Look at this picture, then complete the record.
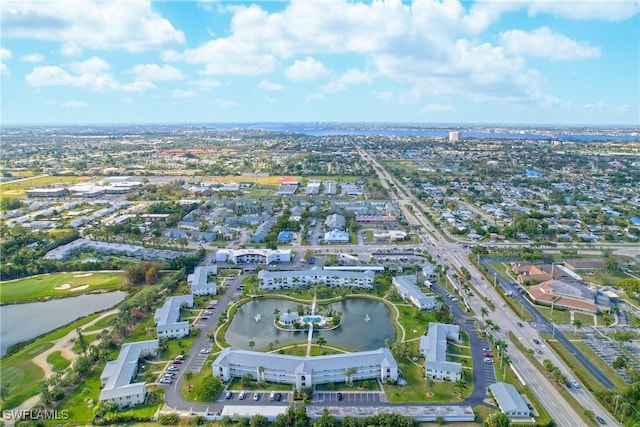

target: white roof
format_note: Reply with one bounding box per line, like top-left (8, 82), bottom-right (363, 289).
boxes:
top-left (154, 295), bottom-right (193, 329)
top-left (489, 382), bottom-right (530, 414)
top-left (99, 340), bottom-right (157, 401)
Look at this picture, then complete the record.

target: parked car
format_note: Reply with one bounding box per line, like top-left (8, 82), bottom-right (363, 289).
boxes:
top-left (225, 391), bottom-right (232, 400)
top-left (337, 392), bottom-right (343, 401)
top-left (253, 393), bottom-right (259, 401)
top-left (175, 354), bottom-right (185, 360)
top-left (484, 357), bottom-right (494, 363)
top-left (168, 366), bottom-right (179, 371)
top-left (484, 352), bottom-right (493, 358)
top-left (172, 360), bottom-right (182, 364)
top-left (269, 392), bottom-right (275, 401)
top-left (160, 379), bottom-right (172, 384)
top-left (239, 392), bottom-right (246, 400)
top-left (275, 392), bottom-right (282, 401)
top-left (204, 310), bottom-right (212, 315)
top-left (200, 348), bottom-right (210, 354)
top-left (199, 316), bottom-right (209, 321)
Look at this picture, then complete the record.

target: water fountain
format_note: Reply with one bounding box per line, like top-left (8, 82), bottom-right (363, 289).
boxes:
top-left (254, 313), bottom-right (261, 322)
top-left (364, 313), bottom-right (370, 322)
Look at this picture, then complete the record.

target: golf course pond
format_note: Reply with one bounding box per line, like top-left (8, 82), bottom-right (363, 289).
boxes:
top-left (0, 291), bottom-right (128, 355)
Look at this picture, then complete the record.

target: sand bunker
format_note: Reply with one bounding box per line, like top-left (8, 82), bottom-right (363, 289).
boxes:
top-left (71, 285), bottom-right (90, 291)
top-left (73, 273), bottom-right (93, 278)
top-left (54, 283), bottom-right (72, 290)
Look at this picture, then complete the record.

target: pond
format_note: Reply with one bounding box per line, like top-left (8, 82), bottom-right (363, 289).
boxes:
top-left (0, 291), bottom-right (128, 355)
top-left (225, 298), bottom-right (395, 352)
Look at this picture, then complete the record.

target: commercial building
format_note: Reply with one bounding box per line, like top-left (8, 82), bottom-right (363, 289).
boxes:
top-left (187, 265), bottom-right (218, 296)
top-left (99, 340), bottom-right (158, 408)
top-left (215, 248), bottom-right (292, 265)
top-left (25, 188), bottom-right (68, 198)
top-left (488, 382), bottom-right (531, 419)
top-left (419, 323), bottom-right (461, 381)
top-left (392, 275), bottom-right (437, 310)
top-left (212, 347), bottom-right (398, 389)
top-left (323, 230), bottom-right (350, 243)
top-left (258, 268), bottom-right (374, 290)
top-left (154, 295), bottom-right (193, 339)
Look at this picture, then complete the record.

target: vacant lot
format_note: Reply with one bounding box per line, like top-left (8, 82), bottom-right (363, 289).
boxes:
top-left (0, 272), bottom-right (124, 304)
top-left (213, 175), bottom-right (301, 186)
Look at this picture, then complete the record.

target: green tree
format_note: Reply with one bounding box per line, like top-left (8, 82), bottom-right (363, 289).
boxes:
top-left (249, 340), bottom-right (255, 350)
top-left (192, 375), bottom-right (223, 401)
top-left (484, 412), bottom-right (511, 427)
top-left (345, 367), bottom-right (357, 385)
top-left (316, 335), bottom-right (327, 348)
top-left (572, 318), bottom-right (583, 335)
top-left (426, 376), bottom-right (435, 397)
top-left (454, 379), bottom-right (468, 398)
top-left (250, 414), bottom-right (269, 427)
top-left (612, 356), bottom-right (628, 370)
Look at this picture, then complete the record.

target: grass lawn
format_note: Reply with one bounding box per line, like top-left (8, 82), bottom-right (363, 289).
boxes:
top-left (0, 271), bottom-right (124, 304)
top-left (46, 351), bottom-right (71, 372)
top-left (574, 312), bottom-right (596, 327)
top-left (396, 304), bottom-right (432, 340)
top-left (214, 175), bottom-right (302, 185)
top-left (84, 313), bottom-right (118, 332)
top-left (536, 306), bottom-right (572, 324)
top-left (384, 361), bottom-right (427, 403)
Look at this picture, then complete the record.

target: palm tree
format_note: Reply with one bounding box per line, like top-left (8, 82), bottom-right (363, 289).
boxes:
top-left (316, 335), bottom-right (327, 348)
top-left (345, 367), bottom-right (357, 385)
top-left (425, 376), bottom-right (435, 397)
top-left (481, 307), bottom-right (489, 318)
top-left (273, 308), bottom-right (280, 321)
top-left (454, 379), bottom-right (467, 398)
top-left (572, 319), bottom-right (583, 336)
top-left (248, 340), bottom-right (255, 350)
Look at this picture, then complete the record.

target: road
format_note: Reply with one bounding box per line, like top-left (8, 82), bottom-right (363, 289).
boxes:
top-left (359, 147), bottom-right (622, 426)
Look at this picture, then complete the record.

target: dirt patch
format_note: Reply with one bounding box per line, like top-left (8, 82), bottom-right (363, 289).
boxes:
top-left (73, 273), bottom-right (93, 278)
top-left (71, 285), bottom-right (89, 291)
top-left (54, 283), bottom-right (72, 290)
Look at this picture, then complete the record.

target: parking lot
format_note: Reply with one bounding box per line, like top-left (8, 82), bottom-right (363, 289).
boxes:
top-left (220, 391), bottom-right (290, 403)
top-left (313, 391), bottom-right (386, 404)
top-left (189, 346), bottom-right (212, 372)
top-left (478, 338), bottom-right (497, 385)
top-left (583, 335), bottom-right (639, 382)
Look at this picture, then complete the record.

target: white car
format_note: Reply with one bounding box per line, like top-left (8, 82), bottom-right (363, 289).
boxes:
top-left (570, 380), bottom-right (581, 388)
top-left (200, 348), bottom-right (210, 354)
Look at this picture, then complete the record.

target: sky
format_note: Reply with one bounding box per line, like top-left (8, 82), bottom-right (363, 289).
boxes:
top-left (1, 0), bottom-right (639, 126)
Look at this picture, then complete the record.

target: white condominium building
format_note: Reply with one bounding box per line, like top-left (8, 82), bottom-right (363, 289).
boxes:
top-left (154, 295), bottom-right (193, 339)
top-left (187, 265), bottom-right (218, 296)
top-left (215, 248), bottom-right (292, 265)
top-left (258, 268), bottom-right (374, 290)
top-left (419, 322), bottom-right (461, 381)
top-left (212, 347), bottom-right (398, 389)
top-left (392, 275), bottom-right (437, 310)
top-left (99, 340), bottom-right (158, 408)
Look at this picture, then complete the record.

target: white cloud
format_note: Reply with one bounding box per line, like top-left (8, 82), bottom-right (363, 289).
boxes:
top-left (70, 56), bottom-right (110, 74)
top-left (583, 100), bottom-right (605, 109)
top-left (127, 64), bottom-right (184, 82)
top-left (1, 0), bottom-right (185, 52)
top-left (216, 98), bottom-right (238, 109)
top-left (258, 80), bottom-right (283, 91)
top-left (192, 78), bottom-right (223, 90)
top-left (421, 104), bottom-right (456, 113)
top-left (26, 61), bottom-right (156, 92)
top-left (309, 68), bottom-right (375, 100)
top-left (171, 89), bottom-right (196, 99)
top-left (0, 47), bottom-right (11, 75)
top-left (21, 53), bottom-right (44, 63)
top-left (285, 57), bottom-right (330, 81)
top-left (369, 90), bottom-right (393, 103)
top-left (527, 1), bottom-right (639, 21)
top-left (60, 43), bottom-right (82, 57)
top-left (62, 100), bottom-right (88, 108)
top-left (1, 47), bottom-right (12, 60)
top-left (500, 27), bottom-right (601, 60)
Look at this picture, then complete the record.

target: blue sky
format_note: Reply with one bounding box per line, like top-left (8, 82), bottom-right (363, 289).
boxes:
top-left (1, 0), bottom-right (639, 125)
